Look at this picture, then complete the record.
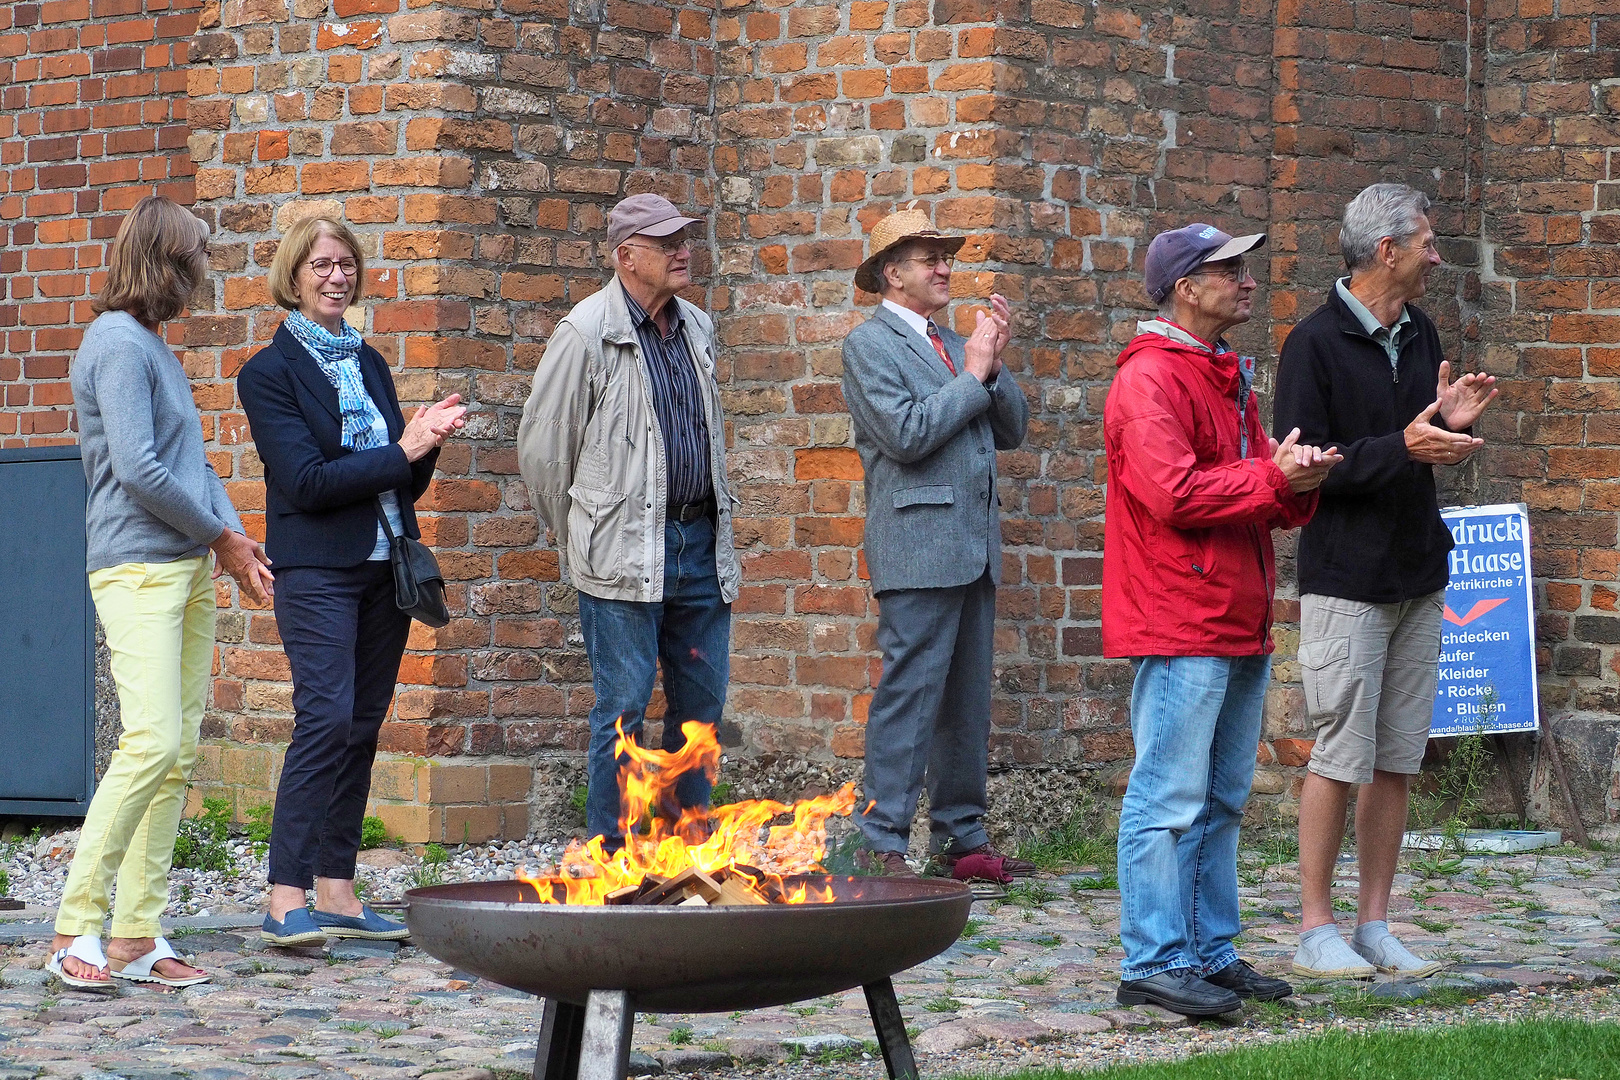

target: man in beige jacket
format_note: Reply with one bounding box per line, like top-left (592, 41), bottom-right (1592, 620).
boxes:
top-left (517, 193), bottom-right (740, 852)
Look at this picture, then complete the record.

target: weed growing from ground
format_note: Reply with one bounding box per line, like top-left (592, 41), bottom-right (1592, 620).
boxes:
top-left (245, 802), bottom-right (274, 856)
top-left (1014, 792), bottom-right (1117, 872)
top-left (359, 816), bottom-right (394, 850)
top-left (172, 795), bottom-right (234, 872)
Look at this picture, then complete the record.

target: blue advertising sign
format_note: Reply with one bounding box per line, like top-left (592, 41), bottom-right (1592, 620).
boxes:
top-left (1430, 503), bottom-right (1539, 738)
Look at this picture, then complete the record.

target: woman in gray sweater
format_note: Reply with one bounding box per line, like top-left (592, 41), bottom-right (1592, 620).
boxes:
top-left (48, 196), bottom-right (273, 991)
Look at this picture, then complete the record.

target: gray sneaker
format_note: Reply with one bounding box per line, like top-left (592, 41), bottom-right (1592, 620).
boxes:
top-left (1352, 931), bottom-right (1443, 978)
top-left (1292, 926), bottom-right (1375, 979)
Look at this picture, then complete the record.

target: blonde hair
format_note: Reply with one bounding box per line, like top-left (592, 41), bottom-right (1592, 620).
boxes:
top-left (269, 216), bottom-right (365, 311)
top-left (92, 196), bottom-right (209, 325)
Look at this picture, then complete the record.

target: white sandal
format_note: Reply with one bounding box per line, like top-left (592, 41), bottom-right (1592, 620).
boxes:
top-left (47, 935), bottom-right (115, 991)
top-left (108, 936), bottom-right (210, 988)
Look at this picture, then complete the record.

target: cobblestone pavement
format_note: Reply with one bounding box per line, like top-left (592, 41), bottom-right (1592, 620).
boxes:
top-left (2, 847), bottom-right (1618, 1079)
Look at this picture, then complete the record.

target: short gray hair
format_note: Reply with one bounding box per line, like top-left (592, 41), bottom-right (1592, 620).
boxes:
top-left (876, 240), bottom-right (927, 294)
top-left (1340, 183), bottom-right (1432, 272)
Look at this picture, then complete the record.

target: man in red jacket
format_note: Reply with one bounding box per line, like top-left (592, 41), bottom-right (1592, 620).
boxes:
top-left (1103, 224), bottom-right (1340, 1016)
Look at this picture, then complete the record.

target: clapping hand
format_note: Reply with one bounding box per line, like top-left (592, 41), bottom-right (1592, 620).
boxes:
top-left (988, 293), bottom-right (1011, 369)
top-left (963, 312), bottom-right (999, 383)
top-left (1404, 397), bottom-right (1483, 465)
top-left (1436, 360), bottom-right (1497, 430)
top-left (400, 393), bottom-right (468, 462)
top-left (1270, 427), bottom-right (1343, 494)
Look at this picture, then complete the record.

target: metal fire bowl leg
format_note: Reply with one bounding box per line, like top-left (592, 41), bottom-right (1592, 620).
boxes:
top-left (405, 875), bottom-right (973, 1014)
top-left (532, 992), bottom-right (633, 1080)
top-left (533, 998), bottom-right (585, 1080)
top-left (865, 977), bottom-right (918, 1080)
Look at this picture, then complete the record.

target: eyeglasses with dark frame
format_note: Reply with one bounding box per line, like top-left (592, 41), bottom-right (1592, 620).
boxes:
top-left (306, 257), bottom-right (359, 278)
top-left (897, 253), bottom-right (954, 271)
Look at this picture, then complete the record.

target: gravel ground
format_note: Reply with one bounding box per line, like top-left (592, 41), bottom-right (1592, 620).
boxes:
top-left (1, 825), bottom-right (568, 915)
top-left (3, 823), bottom-right (1618, 1079)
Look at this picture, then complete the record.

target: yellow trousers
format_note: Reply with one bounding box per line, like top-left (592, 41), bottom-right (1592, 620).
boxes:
top-left (56, 557), bottom-right (214, 939)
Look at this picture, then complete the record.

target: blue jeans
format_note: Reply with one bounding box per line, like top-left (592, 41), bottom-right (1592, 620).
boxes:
top-left (1117, 654), bottom-right (1270, 981)
top-left (577, 515), bottom-right (731, 848)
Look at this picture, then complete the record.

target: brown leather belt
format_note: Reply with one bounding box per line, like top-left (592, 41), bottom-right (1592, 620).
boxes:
top-left (668, 496), bottom-right (715, 523)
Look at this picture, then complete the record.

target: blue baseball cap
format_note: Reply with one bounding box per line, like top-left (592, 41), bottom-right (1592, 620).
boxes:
top-left (1144, 223), bottom-right (1266, 303)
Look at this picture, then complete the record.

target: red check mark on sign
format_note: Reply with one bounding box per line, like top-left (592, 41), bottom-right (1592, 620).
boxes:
top-left (1444, 598), bottom-right (1508, 626)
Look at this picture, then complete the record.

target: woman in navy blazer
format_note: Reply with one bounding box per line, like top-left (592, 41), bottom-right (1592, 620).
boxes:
top-left (238, 216), bottom-right (465, 947)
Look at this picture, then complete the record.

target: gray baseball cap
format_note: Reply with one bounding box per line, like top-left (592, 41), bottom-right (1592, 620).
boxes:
top-left (607, 193), bottom-right (703, 252)
top-left (1144, 223), bottom-right (1266, 303)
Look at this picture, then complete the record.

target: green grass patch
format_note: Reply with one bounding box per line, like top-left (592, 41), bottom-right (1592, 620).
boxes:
top-left (948, 1019), bottom-right (1620, 1079)
top-left (1015, 799), bottom-right (1117, 872)
top-left (1007, 880), bottom-right (1059, 907)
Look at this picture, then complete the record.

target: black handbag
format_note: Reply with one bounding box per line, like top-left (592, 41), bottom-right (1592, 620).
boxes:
top-left (375, 498), bottom-right (450, 628)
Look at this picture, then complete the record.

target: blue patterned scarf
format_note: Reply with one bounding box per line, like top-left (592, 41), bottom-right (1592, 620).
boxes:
top-left (285, 311), bottom-right (385, 451)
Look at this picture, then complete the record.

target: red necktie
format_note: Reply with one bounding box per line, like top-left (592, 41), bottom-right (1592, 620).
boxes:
top-left (926, 322), bottom-right (957, 375)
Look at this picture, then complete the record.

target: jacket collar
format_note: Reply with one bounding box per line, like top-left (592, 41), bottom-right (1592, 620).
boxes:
top-left (275, 321), bottom-right (340, 423)
top-left (602, 277), bottom-right (695, 347)
top-left (1122, 320), bottom-right (1245, 398)
top-left (872, 302), bottom-right (958, 377)
top-left (1134, 317), bottom-right (1228, 354)
top-left (1325, 282), bottom-right (1412, 345)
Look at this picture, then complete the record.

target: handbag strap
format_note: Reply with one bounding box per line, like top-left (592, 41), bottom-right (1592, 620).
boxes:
top-left (374, 496), bottom-right (400, 544)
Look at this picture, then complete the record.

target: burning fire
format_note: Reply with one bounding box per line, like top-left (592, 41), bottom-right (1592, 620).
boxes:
top-left (516, 720), bottom-right (856, 905)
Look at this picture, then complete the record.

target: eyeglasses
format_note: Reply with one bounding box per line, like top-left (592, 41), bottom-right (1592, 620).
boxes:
top-left (1189, 258), bottom-right (1251, 284)
top-left (625, 238), bottom-right (692, 257)
top-left (306, 257), bottom-right (358, 278)
top-left (898, 254), bottom-right (954, 271)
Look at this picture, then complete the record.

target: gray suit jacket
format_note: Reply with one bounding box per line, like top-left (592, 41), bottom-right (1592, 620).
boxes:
top-left (841, 305), bottom-right (1029, 594)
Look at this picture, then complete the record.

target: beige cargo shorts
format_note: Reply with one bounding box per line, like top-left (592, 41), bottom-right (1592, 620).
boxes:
top-left (1296, 590), bottom-right (1445, 784)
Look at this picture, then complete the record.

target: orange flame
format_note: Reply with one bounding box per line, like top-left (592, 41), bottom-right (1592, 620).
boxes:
top-left (515, 719), bottom-right (854, 905)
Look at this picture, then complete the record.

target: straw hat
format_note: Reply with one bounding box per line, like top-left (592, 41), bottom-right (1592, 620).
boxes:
top-left (854, 209), bottom-right (967, 294)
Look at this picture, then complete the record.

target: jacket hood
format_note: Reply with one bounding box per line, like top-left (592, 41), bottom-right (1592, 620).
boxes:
top-left (1117, 321), bottom-right (1249, 399)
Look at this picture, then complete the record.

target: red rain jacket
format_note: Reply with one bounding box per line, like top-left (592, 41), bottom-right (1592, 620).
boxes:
top-left (1102, 324), bottom-right (1317, 658)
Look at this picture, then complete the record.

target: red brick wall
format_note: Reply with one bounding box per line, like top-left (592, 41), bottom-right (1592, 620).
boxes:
top-left (179, 0), bottom-right (730, 838)
top-left (1262, 0), bottom-right (1483, 801)
top-left (1, 0), bottom-right (198, 445)
top-left (1474, 3), bottom-right (1620, 720)
top-left (11, 0), bottom-right (1620, 835)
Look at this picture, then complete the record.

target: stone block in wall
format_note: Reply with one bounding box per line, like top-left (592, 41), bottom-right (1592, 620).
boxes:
top-left (94, 619), bottom-right (118, 780)
top-left (1525, 713), bottom-right (1620, 831)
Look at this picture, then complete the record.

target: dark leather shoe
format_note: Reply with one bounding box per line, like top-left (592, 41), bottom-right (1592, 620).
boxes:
top-left (859, 850), bottom-right (917, 877)
top-left (1204, 959), bottom-right (1292, 1001)
top-left (1116, 970), bottom-right (1242, 1016)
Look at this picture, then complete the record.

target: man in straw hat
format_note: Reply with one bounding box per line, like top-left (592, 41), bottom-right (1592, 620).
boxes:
top-left (840, 208), bottom-right (1030, 883)
top-left (518, 194), bottom-right (741, 853)
top-left (1104, 222), bottom-right (1340, 1016)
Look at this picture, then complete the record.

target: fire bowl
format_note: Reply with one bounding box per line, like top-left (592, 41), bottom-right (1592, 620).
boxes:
top-left (404, 875), bottom-right (973, 1014)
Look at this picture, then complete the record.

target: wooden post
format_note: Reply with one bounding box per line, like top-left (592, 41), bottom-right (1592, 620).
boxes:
top-left (1491, 733), bottom-right (1528, 829)
top-left (1538, 713), bottom-right (1589, 849)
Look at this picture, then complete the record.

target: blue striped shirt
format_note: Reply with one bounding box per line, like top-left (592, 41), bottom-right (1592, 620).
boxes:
top-left (622, 282), bottom-right (712, 506)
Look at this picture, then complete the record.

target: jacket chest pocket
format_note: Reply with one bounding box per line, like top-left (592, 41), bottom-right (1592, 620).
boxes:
top-left (1188, 405), bottom-right (1229, 463)
top-left (577, 377), bottom-right (635, 491)
top-left (893, 485), bottom-right (955, 509)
